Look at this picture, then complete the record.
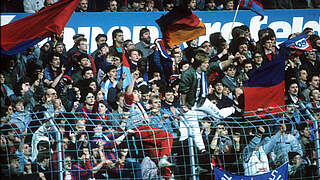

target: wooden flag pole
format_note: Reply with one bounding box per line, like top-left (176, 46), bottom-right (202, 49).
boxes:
top-left (227, 4), bottom-right (240, 44)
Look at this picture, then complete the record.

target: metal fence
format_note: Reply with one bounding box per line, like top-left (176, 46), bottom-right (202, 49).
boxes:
top-left (0, 105), bottom-right (319, 180)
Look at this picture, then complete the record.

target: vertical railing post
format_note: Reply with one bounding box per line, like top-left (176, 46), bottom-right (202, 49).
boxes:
top-left (46, 113), bottom-right (63, 180)
top-left (180, 116), bottom-right (197, 180)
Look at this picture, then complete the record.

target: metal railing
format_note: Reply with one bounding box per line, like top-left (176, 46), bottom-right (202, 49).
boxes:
top-left (0, 106), bottom-right (319, 179)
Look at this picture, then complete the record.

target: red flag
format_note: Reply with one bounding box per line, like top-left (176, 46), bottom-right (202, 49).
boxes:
top-left (156, 6), bottom-right (206, 48)
top-left (1, 0), bottom-right (80, 55)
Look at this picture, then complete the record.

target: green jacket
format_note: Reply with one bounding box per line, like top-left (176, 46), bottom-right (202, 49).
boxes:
top-left (179, 61), bottom-right (221, 108)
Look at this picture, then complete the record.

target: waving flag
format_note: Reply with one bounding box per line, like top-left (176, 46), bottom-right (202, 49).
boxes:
top-left (1, 0), bottom-right (80, 55)
top-left (156, 6), bottom-right (206, 48)
top-left (239, 0), bottom-right (264, 19)
top-left (243, 47), bottom-right (287, 116)
top-left (280, 32), bottom-right (313, 51)
top-left (214, 162), bottom-right (288, 180)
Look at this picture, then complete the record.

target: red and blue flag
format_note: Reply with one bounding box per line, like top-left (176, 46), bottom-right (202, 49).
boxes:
top-left (239, 0), bottom-right (264, 19)
top-left (1, 0), bottom-right (80, 55)
top-left (280, 32), bottom-right (313, 51)
top-left (243, 47), bottom-right (286, 116)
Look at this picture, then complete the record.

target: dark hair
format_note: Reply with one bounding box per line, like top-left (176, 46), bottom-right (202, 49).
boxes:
top-left (260, 34), bottom-right (273, 45)
top-left (98, 43), bottom-right (108, 50)
top-left (123, 40), bottom-right (133, 48)
top-left (112, 29), bottom-right (123, 43)
top-left (49, 52), bottom-right (61, 62)
top-left (81, 67), bottom-right (93, 76)
top-left (303, 27), bottom-right (313, 33)
top-left (76, 53), bottom-right (88, 62)
top-left (80, 89), bottom-right (95, 103)
top-left (95, 34), bottom-right (107, 42)
top-left (192, 49), bottom-right (209, 69)
top-left (139, 84), bottom-right (150, 94)
top-left (105, 65), bottom-right (117, 73)
top-left (37, 140), bottom-right (50, 151)
top-left (75, 37), bottom-right (87, 46)
top-left (139, 28), bottom-right (150, 40)
top-left (209, 32), bottom-right (225, 47)
top-left (73, 34), bottom-right (85, 40)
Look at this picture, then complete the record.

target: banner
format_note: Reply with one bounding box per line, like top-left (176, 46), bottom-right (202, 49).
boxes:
top-left (1, 10), bottom-right (319, 54)
top-left (214, 162), bottom-right (288, 180)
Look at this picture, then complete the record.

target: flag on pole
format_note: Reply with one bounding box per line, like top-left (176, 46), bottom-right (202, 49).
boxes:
top-left (238, 0), bottom-right (264, 19)
top-left (1, 0), bottom-right (80, 55)
top-left (156, 6), bottom-right (206, 48)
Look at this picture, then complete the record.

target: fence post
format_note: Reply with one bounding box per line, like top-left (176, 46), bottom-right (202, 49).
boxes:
top-left (180, 116), bottom-right (197, 180)
top-left (47, 113), bottom-right (63, 180)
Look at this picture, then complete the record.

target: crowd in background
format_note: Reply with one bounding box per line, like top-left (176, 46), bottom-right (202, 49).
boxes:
top-left (1, 0), bottom-right (320, 13)
top-left (1, 0), bottom-right (320, 179)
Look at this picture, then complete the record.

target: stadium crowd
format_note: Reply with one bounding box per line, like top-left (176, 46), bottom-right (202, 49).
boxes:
top-left (1, 0), bottom-right (320, 180)
top-left (1, 0), bottom-right (320, 13)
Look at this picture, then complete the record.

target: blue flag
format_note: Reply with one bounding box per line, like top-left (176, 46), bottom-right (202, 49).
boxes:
top-left (214, 162), bottom-right (288, 180)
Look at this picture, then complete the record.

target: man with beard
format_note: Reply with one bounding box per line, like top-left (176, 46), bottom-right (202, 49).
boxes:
top-left (135, 28), bottom-right (154, 59)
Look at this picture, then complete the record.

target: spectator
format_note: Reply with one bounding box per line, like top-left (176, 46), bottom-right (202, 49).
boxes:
top-left (135, 28), bottom-right (154, 59)
top-left (91, 34), bottom-right (108, 59)
top-left (109, 29), bottom-right (124, 57)
top-left (162, 0), bottom-right (174, 11)
top-left (298, 68), bottom-right (309, 92)
top-left (71, 54), bottom-right (93, 85)
top-left (301, 50), bottom-right (320, 77)
top-left (11, 97), bottom-right (32, 134)
top-left (221, 64), bottom-right (239, 93)
top-left (63, 151), bottom-right (93, 179)
top-left (104, 0), bottom-right (118, 12)
top-left (43, 52), bottom-right (66, 88)
top-left (75, 0), bottom-right (89, 12)
top-left (204, 0), bottom-right (216, 10)
top-left (32, 152), bottom-right (51, 179)
top-left (285, 79), bottom-right (303, 104)
top-left (23, 0), bottom-right (45, 13)
top-left (306, 89), bottom-right (320, 108)
top-left (67, 34), bottom-right (85, 58)
top-left (243, 126), bottom-right (281, 176)
top-left (77, 90), bottom-right (95, 119)
top-left (145, 0), bottom-right (159, 11)
top-left (223, 0), bottom-right (234, 10)
top-left (207, 79), bottom-right (233, 109)
top-left (30, 120), bottom-right (52, 162)
top-left (288, 152), bottom-right (308, 178)
top-left (123, 77), bottom-right (175, 179)
top-left (237, 59), bottom-right (253, 83)
top-left (0, 72), bottom-right (16, 110)
top-left (272, 119), bottom-right (303, 166)
top-left (298, 123), bottom-right (316, 165)
top-left (302, 74), bottom-right (319, 102)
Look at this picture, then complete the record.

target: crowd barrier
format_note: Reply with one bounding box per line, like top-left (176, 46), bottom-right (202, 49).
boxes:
top-left (0, 106), bottom-right (319, 179)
